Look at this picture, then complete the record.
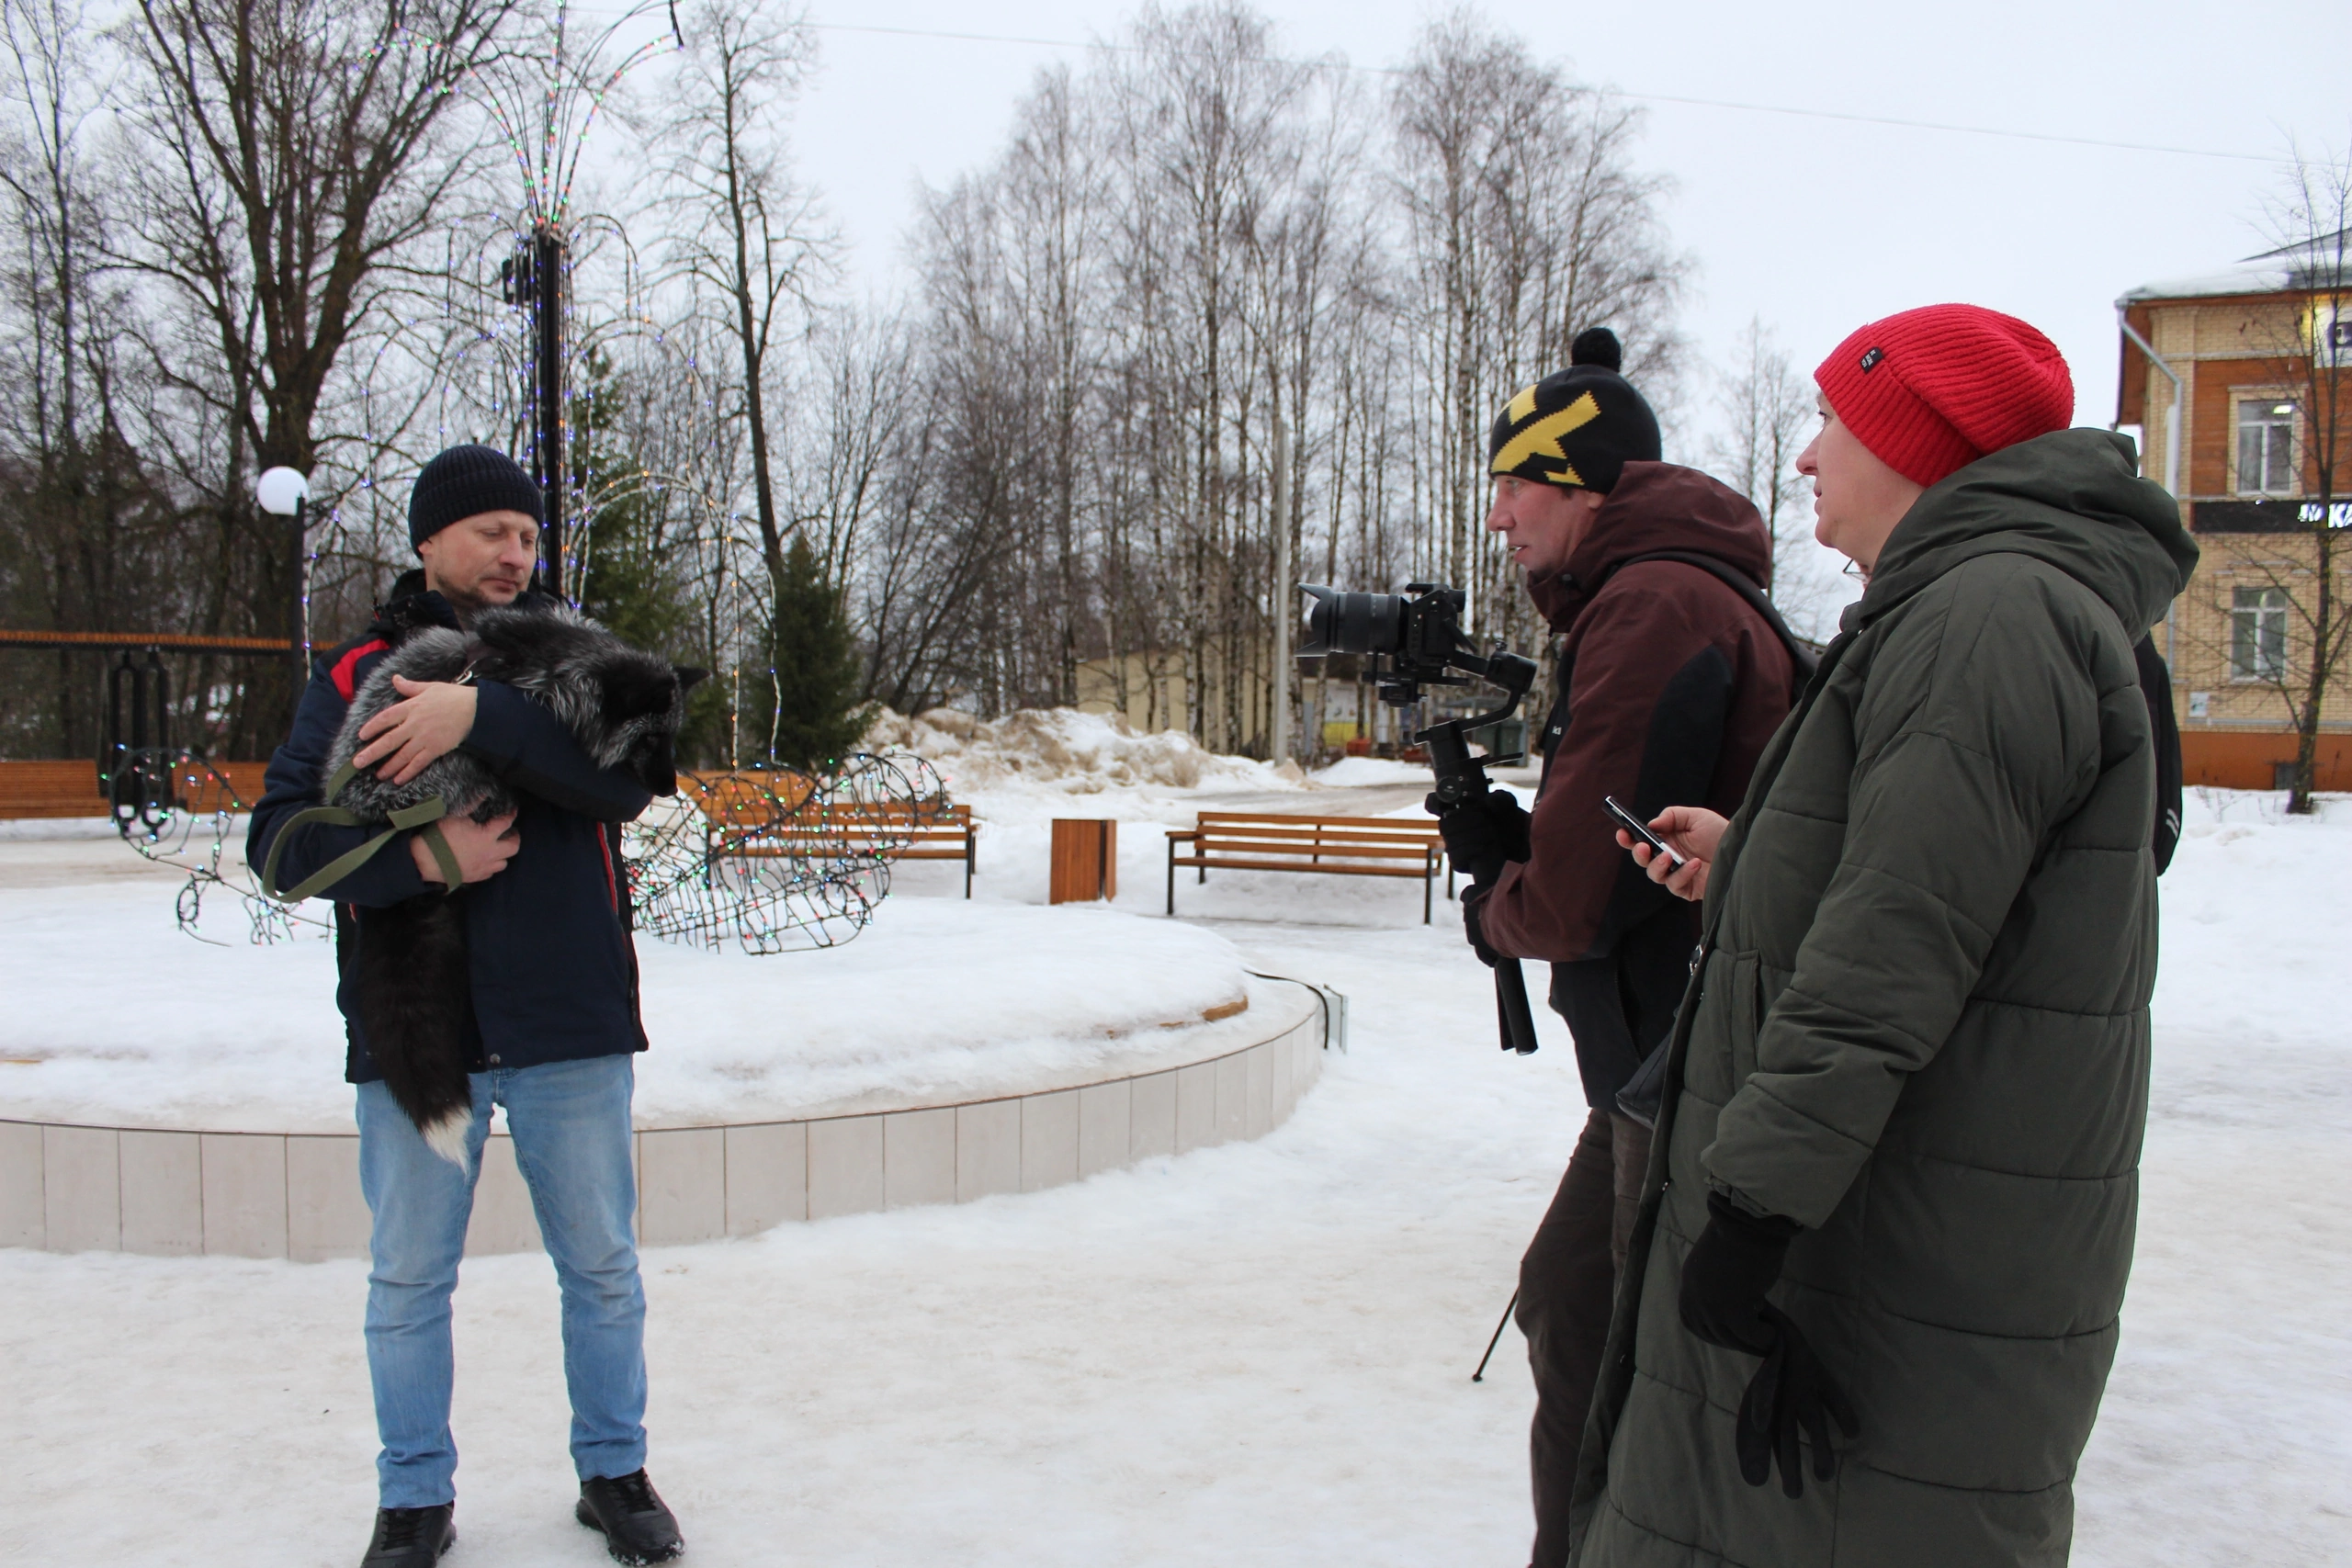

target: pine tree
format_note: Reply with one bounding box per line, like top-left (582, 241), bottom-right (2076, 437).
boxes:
top-left (570, 354), bottom-right (726, 763)
top-left (756, 532), bottom-right (868, 771)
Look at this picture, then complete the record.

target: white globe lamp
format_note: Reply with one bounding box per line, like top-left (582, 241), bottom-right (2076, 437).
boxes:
top-left (255, 466), bottom-right (310, 517)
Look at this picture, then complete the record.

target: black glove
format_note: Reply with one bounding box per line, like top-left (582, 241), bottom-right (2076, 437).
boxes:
top-left (1430, 790), bottom-right (1531, 886)
top-left (1461, 886), bottom-right (1502, 968)
top-left (1679, 1190), bottom-right (1800, 1352)
top-left (1736, 1304), bottom-right (1860, 1497)
top-left (1680, 1192), bottom-right (1859, 1496)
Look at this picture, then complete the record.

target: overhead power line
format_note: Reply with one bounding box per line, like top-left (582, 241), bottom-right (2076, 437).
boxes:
top-left (807, 20), bottom-right (2283, 166)
top-left (1623, 92), bottom-right (2279, 164)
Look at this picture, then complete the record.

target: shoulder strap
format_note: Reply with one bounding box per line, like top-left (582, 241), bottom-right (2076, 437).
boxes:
top-left (1606, 550), bottom-right (1821, 682)
top-left (260, 761), bottom-right (461, 904)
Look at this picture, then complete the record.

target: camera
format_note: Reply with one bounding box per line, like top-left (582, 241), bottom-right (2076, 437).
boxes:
top-left (1295, 581), bottom-right (1537, 806)
top-left (1300, 583), bottom-right (1484, 708)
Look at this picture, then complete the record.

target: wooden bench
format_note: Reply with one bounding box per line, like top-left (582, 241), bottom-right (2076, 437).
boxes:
top-left (1165, 811), bottom-right (1452, 922)
top-left (731, 804), bottom-right (979, 897)
top-left (685, 773), bottom-right (978, 897)
top-left (0, 760), bottom-right (105, 818)
top-left (0, 756), bottom-right (272, 821)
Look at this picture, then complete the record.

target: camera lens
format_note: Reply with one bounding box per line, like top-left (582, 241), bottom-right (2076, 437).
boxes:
top-left (1300, 585), bottom-right (1405, 656)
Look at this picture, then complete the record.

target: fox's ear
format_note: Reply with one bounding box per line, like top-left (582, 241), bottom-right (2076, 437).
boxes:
top-left (601, 662), bottom-right (677, 719)
top-left (673, 665), bottom-right (711, 694)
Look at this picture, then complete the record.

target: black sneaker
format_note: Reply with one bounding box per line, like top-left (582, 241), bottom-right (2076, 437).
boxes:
top-left (360, 1504), bottom-right (455, 1566)
top-left (575, 1470), bottom-right (684, 1564)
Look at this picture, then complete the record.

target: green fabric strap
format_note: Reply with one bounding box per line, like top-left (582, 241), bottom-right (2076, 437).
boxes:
top-left (261, 761), bottom-right (458, 904)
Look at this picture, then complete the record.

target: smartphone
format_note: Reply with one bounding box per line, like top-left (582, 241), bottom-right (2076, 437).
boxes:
top-left (1603, 795), bottom-right (1687, 868)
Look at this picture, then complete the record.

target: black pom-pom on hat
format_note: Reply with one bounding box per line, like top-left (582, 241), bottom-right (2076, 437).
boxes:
top-left (1569, 326), bottom-right (1623, 371)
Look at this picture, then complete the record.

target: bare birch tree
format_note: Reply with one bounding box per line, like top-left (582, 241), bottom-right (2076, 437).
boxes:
top-left (662, 0), bottom-right (827, 597)
top-left (1389, 10), bottom-right (1686, 663)
top-left (2230, 142), bottom-right (2352, 812)
top-left (1706, 318), bottom-right (1834, 639)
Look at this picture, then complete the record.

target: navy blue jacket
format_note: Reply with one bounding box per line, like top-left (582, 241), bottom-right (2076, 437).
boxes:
top-left (247, 589), bottom-right (654, 1083)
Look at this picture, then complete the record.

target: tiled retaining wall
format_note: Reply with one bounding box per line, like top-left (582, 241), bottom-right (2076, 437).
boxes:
top-left (1, 1002), bottom-right (1329, 1261)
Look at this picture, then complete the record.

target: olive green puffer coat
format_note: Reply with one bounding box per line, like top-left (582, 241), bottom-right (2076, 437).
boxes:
top-left (1569, 429), bottom-right (2198, 1567)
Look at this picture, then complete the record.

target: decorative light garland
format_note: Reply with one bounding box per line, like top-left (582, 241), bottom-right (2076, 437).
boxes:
top-left (112, 745), bottom-right (954, 953)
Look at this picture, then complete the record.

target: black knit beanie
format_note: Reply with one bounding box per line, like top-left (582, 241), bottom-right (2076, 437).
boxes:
top-left (407, 444), bottom-right (544, 550)
top-left (1487, 328), bottom-right (1663, 493)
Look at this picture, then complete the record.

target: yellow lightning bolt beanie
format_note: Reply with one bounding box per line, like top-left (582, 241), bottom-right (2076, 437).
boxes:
top-left (1487, 327), bottom-right (1662, 493)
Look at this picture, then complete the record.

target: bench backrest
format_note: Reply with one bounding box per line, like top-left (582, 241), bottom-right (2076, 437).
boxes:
top-left (1189, 811), bottom-right (1440, 862)
top-left (750, 804), bottom-right (970, 837)
top-left (1193, 810), bottom-right (1437, 839)
top-left (0, 760), bottom-right (102, 798)
top-left (683, 771), bottom-right (820, 823)
top-left (680, 773), bottom-right (964, 825)
top-left (0, 758), bottom-right (270, 820)
top-left (687, 770), bottom-right (973, 859)
top-left (0, 759), bottom-right (103, 818)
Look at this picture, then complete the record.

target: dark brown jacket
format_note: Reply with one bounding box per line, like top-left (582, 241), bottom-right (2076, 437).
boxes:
top-left (1477, 462), bottom-right (1797, 1107)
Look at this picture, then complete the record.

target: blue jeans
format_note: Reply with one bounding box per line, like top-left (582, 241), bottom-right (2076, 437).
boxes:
top-left (356, 1055), bottom-right (648, 1508)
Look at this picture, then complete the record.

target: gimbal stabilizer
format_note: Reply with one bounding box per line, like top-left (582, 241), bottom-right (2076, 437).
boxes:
top-left (1299, 583), bottom-right (1544, 1054)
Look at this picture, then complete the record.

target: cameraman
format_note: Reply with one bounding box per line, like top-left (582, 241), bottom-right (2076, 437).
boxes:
top-left (1438, 329), bottom-right (1799, 1568)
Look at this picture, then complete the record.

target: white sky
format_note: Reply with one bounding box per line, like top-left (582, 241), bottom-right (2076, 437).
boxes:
top-left (763, 0), bottom-right (2350, 434)
top-left (571, 0), bottom-right (2349, 622)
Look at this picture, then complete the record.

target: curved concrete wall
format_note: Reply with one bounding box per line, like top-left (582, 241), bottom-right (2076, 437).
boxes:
top-left (0, 998), bottom-right (1331, 1261)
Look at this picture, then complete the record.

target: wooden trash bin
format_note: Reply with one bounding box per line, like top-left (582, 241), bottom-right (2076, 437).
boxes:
top-left (1049, 818), bottom-right (1118, 904)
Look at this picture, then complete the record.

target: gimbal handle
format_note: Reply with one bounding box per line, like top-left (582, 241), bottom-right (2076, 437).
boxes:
top-left (1412, 644), bottom-right (1544, 1056)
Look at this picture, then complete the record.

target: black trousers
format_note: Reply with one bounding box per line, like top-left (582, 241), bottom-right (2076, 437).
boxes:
top-left (1518, 1108), bottom-right (1653, 1568)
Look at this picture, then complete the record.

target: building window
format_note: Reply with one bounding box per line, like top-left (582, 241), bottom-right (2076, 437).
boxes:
top-left (2229, 586), bottom-right (2289, 682)
top-left (2235, 399), bottom-right (2298, 495)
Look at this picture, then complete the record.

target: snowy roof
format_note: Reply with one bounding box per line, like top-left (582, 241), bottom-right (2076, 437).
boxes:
top-left (2120, 229), bottom-right (2351, 303)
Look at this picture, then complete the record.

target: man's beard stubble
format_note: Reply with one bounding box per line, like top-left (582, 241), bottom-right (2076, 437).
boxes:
top-left (433, 573), bottom-right (526, 625)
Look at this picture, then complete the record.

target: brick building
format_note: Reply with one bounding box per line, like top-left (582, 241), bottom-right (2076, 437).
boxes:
top-left (2118, 231), bottom-right (2352, 790)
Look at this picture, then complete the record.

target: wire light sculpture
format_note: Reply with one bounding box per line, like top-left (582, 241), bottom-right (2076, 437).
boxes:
top-left (625, 752), bottom-right (955, 953)
top-left (109, 744), bottom-right (953, 953)
top-left (111, 749), bottom-right (329, 947)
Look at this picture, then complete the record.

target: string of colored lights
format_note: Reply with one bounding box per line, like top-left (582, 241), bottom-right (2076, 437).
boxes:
top-left (113, 746), bottom-right (955, 951)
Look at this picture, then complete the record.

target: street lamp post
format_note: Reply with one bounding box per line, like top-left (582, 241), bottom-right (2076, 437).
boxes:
top-left (255, 465), bottom-right (311, 688)
top-left (1270, 412), bottom-right (1291, 766)
top-left (503, 223), bottom-right (570, 598)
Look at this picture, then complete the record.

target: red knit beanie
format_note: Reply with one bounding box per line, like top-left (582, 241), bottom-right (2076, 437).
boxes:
top-left (1814, 304), bottom-right (2075, 488)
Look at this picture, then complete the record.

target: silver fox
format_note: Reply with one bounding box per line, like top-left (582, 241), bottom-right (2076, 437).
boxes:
top-left (323, 602), bottom-right (706, 1169)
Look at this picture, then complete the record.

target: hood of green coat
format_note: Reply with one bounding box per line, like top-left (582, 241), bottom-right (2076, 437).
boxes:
top-left (1852, 428), bottom-right (2198, 638)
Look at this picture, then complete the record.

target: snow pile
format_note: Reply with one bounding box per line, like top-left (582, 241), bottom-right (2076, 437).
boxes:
top-left (864, 706), bottom-right (1302, 795)
top-left (1308, 755), bottom-right (1438, 788)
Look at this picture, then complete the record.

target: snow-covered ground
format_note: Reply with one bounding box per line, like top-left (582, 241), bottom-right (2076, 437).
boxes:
top-left (2, 768), bottom-right (2346, 1566)
top-left (0, 882), bottom-right (1262, 1132)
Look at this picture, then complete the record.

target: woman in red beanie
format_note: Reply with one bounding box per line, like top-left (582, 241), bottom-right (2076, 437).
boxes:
top-left (1564, 305), bottom-right (2199, 1568)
